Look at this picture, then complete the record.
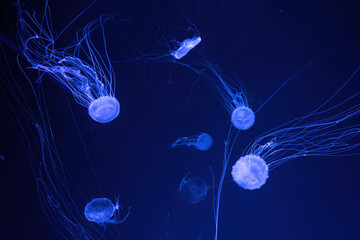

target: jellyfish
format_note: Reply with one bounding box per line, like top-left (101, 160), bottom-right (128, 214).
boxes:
top-left (84, 197), bottom-right (130, 225)
top-left (179, 174), bottom-right (208, 204)
top-left (170, 36), bottom-right (201, 60)
top-left (17, 3), bottom-right (119, 123)
top-left (0, 155), bottom-right (4, 161)
top-left (169, 132), bottom-right (213, 151)
top-left (231, 66), bottom-right (360, 190)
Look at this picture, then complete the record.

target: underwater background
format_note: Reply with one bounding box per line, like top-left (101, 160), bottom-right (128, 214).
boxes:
top-left (1, 0), bottom-right (360, 239)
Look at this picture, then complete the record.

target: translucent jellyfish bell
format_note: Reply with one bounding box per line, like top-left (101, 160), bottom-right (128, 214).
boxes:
top-left (231, 106), bottom-right (255, 130)
top-left (84, 197), bottom-right (130, 225)
top-left (231, 154), bottom-right (269, 190)
top-left (179, 175), bottom-right (208, 204)
top-left (169, 132), bottom-right (213, 151)
top-left (88, 96), bottom-right (120, 123)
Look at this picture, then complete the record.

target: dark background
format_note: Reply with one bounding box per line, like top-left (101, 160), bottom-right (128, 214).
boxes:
top-left (1, 0), bottom-right (360, 239)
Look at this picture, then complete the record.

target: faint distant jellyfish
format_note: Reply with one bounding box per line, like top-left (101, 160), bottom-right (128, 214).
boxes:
top-left (179, 176), bottom-right (208, 204)
top-left (84, 197), bottom-right (130, 225)
top-left (169, 132), bottom-right (213, 151)
top-left (18, 10), bottom-right (119, 123)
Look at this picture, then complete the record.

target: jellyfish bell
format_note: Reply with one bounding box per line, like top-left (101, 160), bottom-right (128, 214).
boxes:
top-left (196, 133), bottom-right (213, 151)
top-left (231, 106), bottom-right (255, 130)
top-left (179, 176), bottom-right (208, 204)
top-left (84, 197), bottom-right (130, 225)
top-left (88, 96), bottom-right (120, 123)
top-left (231, 154), bottom-right (269, 190)
top-left (84, 198), bottom-right (115, 224)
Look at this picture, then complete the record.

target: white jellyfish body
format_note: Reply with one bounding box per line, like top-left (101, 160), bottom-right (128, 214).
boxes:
top-left (170, 36), bottom-right (201, 60)
top-left (18, 10), bottom-right (119, 123)
top-left (231, 106), bottom-right (255, 130)
top-left (231, 154), bottom-right (269, 190)
top-left (179, 176), bottom-right (208, 204)
top-left (169, 132), bottom-right (213, 151)
top-left (88, 96), bottom-right (120, 123)
top-left (84, 197), bottom-right (130, 225)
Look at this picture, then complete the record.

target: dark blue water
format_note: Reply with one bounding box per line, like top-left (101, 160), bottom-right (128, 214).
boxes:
top-left (1, 0), bottom-right (360, 239)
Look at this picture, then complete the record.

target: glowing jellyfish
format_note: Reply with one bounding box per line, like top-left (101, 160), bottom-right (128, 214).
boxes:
top-left (231, 66), bottom-right (360, 190)
top-left (84, 197), bottom-right (130, 225)
top-left (18, 5), bottom-right (119, 123)
top-left (179, 175), bottom-right (208, 204)
top-left (231, 154), bottom-right (268, 190)
top-left (170, 36), bottom-right (201, 60)
top-left (169, 132), bottom-right (213, 151)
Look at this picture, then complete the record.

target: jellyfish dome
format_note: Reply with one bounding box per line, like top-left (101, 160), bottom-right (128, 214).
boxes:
top-left (88, 96), bottom-right (120, 123)
top-left (231, 154), bottom-right (268, 190)
top-left (84, 198), bottom-right (115, 224)
top-left (179, 177), bottom-right (208, 204)
top-left (196, 133), bottom-right (213, 151)
top-left (231, 106), bottom-right (255, 130)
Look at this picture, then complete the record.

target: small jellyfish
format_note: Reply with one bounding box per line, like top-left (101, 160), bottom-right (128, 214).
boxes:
top-left (169, 132), bottom-right (213, 151)
top-left (84, 197), bottom-right (130, 225)
top-left (231, 154), bottom-right (269, 190)
top-left (231, 106), bottom-right (255, 130)
top-left (170, 36), bottom-right (201, 60)
top-left (179, 175), bottom-right (208, 204)
top-left (18, 7), bottom-right (119, 123)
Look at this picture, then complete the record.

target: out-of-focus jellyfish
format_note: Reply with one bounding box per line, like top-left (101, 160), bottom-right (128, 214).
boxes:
top-left (84, 197), bottom-right (130, 225)
top-left (17, 3), bottom-right (119, 123)
top-left (231, 66), bottom-right (360, 190)
top-left (179, 174), bottom-right (208, 204)
top-left (169, 132), bottom-right (213, 151)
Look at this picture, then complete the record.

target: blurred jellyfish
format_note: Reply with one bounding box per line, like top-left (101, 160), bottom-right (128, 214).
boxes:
top-left (179, 174), bottom-right (208, 204)
top-left (0, 155), bottom-right (4, 160)
top-left (84, 197), bottom-right (130, 225)
top-left (232, 66), bottom-right (360, 190)
top-left (17, 3), bottom-right (119, 123)
top-left (169, 132), bottom-right (213, 151)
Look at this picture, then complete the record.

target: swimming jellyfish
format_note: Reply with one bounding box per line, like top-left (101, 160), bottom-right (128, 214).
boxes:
top-left (179, 175), bottom-right (208, 204)
top-left (84, 197), bottom-right (130, 225)
top-left (169, 132), bottom-right (213, 151)
top-left (17, 5), bottom-right (119, 123)
top-left (232, 66), bottom-right (360, 190)
top-left (170, 36), bottom-right (201, 60)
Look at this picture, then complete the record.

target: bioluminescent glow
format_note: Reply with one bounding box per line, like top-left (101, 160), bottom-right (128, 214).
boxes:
top-left (169, 132), bottom-right (213, 151)
top-left (17, 3), bottom-right (119, 123)
top-left (179, 174), bottom-right (208, 204)
top-left (84, 197), bottom-right (130, 225)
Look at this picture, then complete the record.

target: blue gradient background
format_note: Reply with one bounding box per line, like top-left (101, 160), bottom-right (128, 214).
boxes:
top-left (1, 0), bottom-right (360, 239)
